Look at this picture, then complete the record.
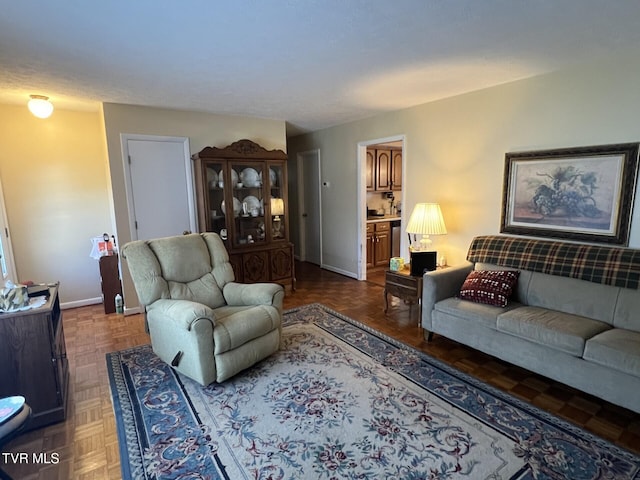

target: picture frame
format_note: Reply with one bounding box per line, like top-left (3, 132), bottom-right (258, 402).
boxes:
top-left (500, 143), bottom-right (639, 245)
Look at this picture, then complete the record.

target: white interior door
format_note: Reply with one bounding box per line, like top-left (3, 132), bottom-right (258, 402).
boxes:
top-left (122, 135), bottom-right (196, 241)
top-left (298, 150), bottom-right (322, 265)
top-left (0, 178), bottom-right (17, 286)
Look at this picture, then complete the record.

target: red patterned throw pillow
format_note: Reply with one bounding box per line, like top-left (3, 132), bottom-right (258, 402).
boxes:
top-left (458, 270), bottom-right (520, 307)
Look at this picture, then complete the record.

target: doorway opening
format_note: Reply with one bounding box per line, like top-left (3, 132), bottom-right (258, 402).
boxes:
top-left (296, 149), bottom-right (322, 267)
top-left (357, 135), bottom-right (406, 281)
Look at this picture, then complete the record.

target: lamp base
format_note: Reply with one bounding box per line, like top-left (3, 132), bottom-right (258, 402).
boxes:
top-left (410, 251), bottom-right (437, 276)
top-left (273, 216), bottom-right (283, 238)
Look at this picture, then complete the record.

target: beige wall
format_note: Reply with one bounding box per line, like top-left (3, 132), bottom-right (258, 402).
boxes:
top-left (101, 103), bottom-right (287, 310)
top-left (0, 102), bottom-right (286, 310)
top-left (288, 51), bottom-right (640, 277)
top-left (0, 104), bottom-right (112, 305)
top-left (4, 50), bottom-right (638, 307)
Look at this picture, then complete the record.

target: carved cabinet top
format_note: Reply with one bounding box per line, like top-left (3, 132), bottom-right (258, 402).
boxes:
top-left (193, 139), bottom-right (287, 160)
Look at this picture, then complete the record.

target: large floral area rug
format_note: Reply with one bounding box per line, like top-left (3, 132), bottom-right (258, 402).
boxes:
top-left (107, 304), bottom-right (640, 479)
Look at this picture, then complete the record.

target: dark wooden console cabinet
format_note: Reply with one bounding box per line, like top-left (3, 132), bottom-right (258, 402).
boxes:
top-left (99, 253), bottom-right (122, 314)
top-left (0, 285), bottom-right (68, 430)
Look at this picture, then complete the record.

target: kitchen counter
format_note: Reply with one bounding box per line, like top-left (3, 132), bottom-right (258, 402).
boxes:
top-left (366, 215), bottom-right (401, 223)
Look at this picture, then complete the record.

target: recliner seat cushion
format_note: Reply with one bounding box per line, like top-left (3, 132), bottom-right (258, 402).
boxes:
top-left (213, 305), bottom-right (281, 354)
top-left (497, 306), bottom-right (611, 356)
top-left (583, 329), bottom-right (640, 377)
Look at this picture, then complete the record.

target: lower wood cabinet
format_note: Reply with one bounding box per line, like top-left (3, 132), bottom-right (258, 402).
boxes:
top-left (0, 285), bottom-right (68, 430)
top-left (229, 243), bottom-right (295, 290)
top-left (367, 222), bottom-right (391, 268)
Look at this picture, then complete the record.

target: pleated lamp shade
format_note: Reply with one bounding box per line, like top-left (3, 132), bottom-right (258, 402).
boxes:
top-left (406, 203), bottom-right (447, 250)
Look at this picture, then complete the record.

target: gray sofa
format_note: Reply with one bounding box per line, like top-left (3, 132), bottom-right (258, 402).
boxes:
top-left (422, 235), bottom-right (640, 414)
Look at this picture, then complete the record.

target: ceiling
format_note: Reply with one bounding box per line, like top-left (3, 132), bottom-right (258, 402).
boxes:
top-left (2, 1), bottom-right (640, 137)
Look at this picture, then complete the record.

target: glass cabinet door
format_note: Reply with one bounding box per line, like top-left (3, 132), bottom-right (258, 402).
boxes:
top-left (231, 162), bottom-right (267, 248)
top-left (205, 162), bottom-right (227, 240)
top-left (268, 163), bottom-right (287, 242)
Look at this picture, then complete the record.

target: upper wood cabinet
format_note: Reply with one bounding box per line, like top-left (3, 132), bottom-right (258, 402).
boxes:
top-left (367, 147), bottom-right (402, 191)
top-left (391, 149), bottom-right (402, 191)
top-left (192, 139), bottom-right (295, 290)
top-left (366, 150), bottom-right (375, 190)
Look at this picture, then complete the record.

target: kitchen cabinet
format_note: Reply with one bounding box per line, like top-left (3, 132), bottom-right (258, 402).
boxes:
top-left (366, 221), bottom-right (391, 268)
top-left (367, 148), bottom-right (402, 191)
top-left (193, 139), bottom-right (295, 290)
top-left (391, 149), bottom-right (402, 191)
top-left (375, 149), bottom-right (392, 190)
top-left (366, 149), bottom-right (375, 190)
top-left (0, 285), bottom-right (68, 430)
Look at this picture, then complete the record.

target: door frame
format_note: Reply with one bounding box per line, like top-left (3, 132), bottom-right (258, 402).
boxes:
top-left (0, 177), bottom-right (17, 285)
top-left (357, 134), bottom-right (406, 281)
top-left (296, 149), bottom-right (323, 265)
top-left (120, 134), bottom-right (197, 241)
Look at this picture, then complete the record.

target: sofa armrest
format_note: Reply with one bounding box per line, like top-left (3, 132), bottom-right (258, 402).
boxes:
top-left (147, 299), bottom-right (216, 331)
top-left (223, 282), bottom-right (285, 310)
top-left (421, 262), bottom-right (474, 331)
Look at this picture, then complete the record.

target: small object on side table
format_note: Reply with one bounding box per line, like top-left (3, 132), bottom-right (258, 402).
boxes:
top-left (410, 251), bottom-right (437, 276)
top-left (389, 257), bottom-right (404, 272)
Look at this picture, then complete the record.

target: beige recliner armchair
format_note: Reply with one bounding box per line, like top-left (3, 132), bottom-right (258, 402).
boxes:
top-left (121, 232), bottom-right (284, 385)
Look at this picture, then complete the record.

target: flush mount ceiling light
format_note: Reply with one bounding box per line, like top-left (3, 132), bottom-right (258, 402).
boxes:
top-left (27, 95), bottom-right (54, 118)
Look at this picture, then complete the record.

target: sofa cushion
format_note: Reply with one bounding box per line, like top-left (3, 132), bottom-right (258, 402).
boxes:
top-left (497, 306), bottom-right (611, 357)
top-left (525, 270), bottom-right (618, 324)
top-left (613, 288), bottom-right (640, 333)
top-left (583, 329), bottom-right (640, 377)
top-left (458, 270), bottom-right (520, 307)
top-left (435, 297), bottom-right (522, 329)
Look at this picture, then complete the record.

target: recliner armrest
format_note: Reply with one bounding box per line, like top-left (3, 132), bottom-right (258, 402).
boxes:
top-left (223, 282), bottom-right (284, 309)
top-left (147, 299), bottom-right (216, 331)
top-left (422, 262), bottom-right (474, 329)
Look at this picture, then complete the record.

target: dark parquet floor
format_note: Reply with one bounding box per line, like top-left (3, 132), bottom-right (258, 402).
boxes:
top-left (2, 261), bottom-right (639, 478)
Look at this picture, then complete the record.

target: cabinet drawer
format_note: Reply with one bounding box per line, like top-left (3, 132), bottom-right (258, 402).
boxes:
top-left (385, 271), bottom-right (419, 292)
top-left (366, 223), bottom-right (373, 234)
top-left (375, 222), bottom-right (390, 232)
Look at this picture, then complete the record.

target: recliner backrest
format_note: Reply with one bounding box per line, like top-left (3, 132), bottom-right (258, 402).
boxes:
top-left (122, 233), bottom-right (235, 309)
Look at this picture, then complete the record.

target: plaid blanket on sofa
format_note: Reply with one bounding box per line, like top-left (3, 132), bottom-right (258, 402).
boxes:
top-left (467, 235), bottom-right (640, 289)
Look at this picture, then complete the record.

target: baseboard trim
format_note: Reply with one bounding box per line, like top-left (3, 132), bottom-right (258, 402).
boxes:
top-left (320, 264), bottom-right (357, 279)
top-left (61, 297), bottom-right (102, 310)
top-left (124, 306), bottom-right (142, 316)
top-left (60, 297), bottom-right (142, 316)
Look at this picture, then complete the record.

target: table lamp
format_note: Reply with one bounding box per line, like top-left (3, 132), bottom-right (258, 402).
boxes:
top-left (271, 198), bottom-right (285, 238)
top-left (406, 203), bottom-right (447, 275)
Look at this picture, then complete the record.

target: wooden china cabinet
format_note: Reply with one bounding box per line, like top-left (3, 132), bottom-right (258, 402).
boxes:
top-left (192, 139), bottom-right (295, 290)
